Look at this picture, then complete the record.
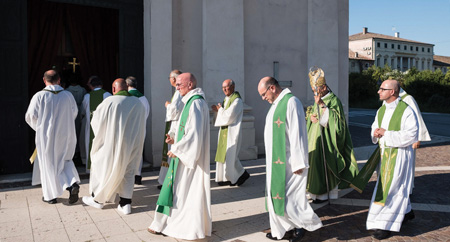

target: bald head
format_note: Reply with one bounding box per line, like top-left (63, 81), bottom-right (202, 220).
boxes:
top-left (176, 73), bottom-right (197, 96)
top-left (378, 79), bottom-right (400, 103)
top-left (112, 78), bottom-right (127, 95)
top-left (258, 76), bottom-right (281, 104)
top-left (222, 79), bottom-right (235, 96)
top-left (43, 70), bottom-right (60, 85)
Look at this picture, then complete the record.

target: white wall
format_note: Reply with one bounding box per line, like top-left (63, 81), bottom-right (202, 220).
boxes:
top-left (144, 0), bottom-right (350, 163)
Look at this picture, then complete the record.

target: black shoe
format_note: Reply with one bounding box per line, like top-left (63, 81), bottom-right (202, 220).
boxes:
top-left (68, 183), bottom-right (80, 204)
top-left (289, 228), bottom-right (305, 242)
top-left (312, 198), bottom-right (328, 204)
top-left (372, 229), bottom-right (392, 240)
top-left (266, 230), bottom-right (294, 241)
top-left (235, 170), bottom-right (250, 186)
top-left (42, 197), bottom-right (57, 204)
top-left (135, 175), bottom-right (142, 185)
top-left (402, 210), bottom-right (415, 225)
top-left (157, 185), bottom-right (162, 190)
top-left (217, 181), bottom-right (232, 186)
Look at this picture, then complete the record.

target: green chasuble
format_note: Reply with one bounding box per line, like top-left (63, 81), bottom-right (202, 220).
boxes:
top-left (306, 92), bottom-right (359, 195)
top-left (156, 95), bottom-right (203, 215)
top-left (128, 89), bottom-right (144, 98)
top-left (215, 92), bottom-right (241, 163)
top-left (88, 88), bottom-right (107, 169)
top-left (350, 101), bottom-right (408, 206)
top-left (270, 93), bottom-right (292, 216)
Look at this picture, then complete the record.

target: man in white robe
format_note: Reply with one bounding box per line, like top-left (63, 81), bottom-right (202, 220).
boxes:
top-left (82, 78), bottom-right (146, 215)
top-left (25, 70), bottom-right (81, 204)
top-left (258, 77), bottom-right (322, 242)
top-left (125, 76), bottom-right (150, 185)
top-left (399, 88), bottom-right (431, 194)
top-left (157, 70), bottom-right (184, 189)
top-left (367, 80), bottom-right (418, 240)
top-left (212, 79), bottom-right (249, 186)
top-left (148, 73), bottom-right (211, 240)
top-left (79, 76), bottom-right (111, 172)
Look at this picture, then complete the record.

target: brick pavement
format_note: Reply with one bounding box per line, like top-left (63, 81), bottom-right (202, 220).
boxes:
top-left (1, 143), bottom-right (450, 241)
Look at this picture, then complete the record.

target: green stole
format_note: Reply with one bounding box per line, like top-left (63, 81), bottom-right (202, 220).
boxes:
top-left (270, 93), bottom-right (293, 216)
top-left (128, 89), bottom-right (144, 97)
top-left (350, 101), bottom-right (408, 206)
top-left (214, 92), bottom-right (241, 163)
top-left (161, 92), bottom-right (177, 166)
top-left (87, 88), bottom-right (107, 169)
top-left (156, 94), bottom-right (203, 215)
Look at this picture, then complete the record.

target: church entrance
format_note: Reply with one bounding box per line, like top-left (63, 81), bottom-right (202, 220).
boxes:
top-left (28, 0), bottom-right (119, 96)
top-left (0, 0), bottom-right (143, 175)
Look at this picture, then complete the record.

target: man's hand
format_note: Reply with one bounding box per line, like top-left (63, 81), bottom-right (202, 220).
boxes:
top-left (373, 128), bottom-right (386, 138)
top-left (165, 134), bottom-right (174, 144)
top-left (165, 101), bottom-right (171, 108)
top-left (212, 103), bottom-right (222, 112)
top-left (293, 168), bottom-right (304, 175)
top-left (412, 141), bottom-right (421, 149)
top-left (311, 114), bottom-right (318, 123)
top-left (167, 151), bottom-right (177, 158)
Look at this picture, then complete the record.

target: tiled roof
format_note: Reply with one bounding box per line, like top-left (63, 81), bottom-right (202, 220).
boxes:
top-left (433, 55), bottom-right (450, 66)
top-left (349, 49), bottom-right (373, 60)
top-left (349, 31), bottom-right (433, 46)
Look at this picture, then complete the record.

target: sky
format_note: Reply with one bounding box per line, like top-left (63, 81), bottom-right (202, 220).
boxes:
top-left (349, 0), bottom-right (450, 56)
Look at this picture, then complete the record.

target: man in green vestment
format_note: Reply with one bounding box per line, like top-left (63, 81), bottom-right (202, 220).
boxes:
top-left (258, 77), bottom-right (322, 242)
top-left (306, 67), bottom-right (358, 203)
top-left (212, 79), bottom-right (249, 186)
top-left (364, 79), bottom-right (418, 240)
top-left (80, 76), bottom-right (111, 172)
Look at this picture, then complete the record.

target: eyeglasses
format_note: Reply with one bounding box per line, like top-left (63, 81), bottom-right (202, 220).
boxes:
top-left (261, 85), bottom-right (272, 98)
top-left (379, 88), bottom-right (392, 92)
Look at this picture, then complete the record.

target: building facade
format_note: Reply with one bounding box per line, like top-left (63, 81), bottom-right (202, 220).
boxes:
top-left (0, 0), bottom-right (350, 174)
top-left (433, 55), bottom-right (450, 74)
top-left (349, 27), bottom-right (434, 73)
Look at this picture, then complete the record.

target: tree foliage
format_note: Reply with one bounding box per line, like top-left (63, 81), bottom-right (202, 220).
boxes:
top-left (349, 66), bottom-right (450, 113)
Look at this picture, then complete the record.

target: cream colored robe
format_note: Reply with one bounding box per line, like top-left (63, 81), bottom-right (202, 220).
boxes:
top-left (150, 88), bottom-right (212, 240)
top-left (367, 98), bottom-right (418, 232)
top-left (26, 85), bottom-right (80, 201)
top-left (264, 89), bottom-right (323, 239)
top-left (88, 95), bottom-right (146, 202)
top-left (214, 94), bottom-right (245, 184)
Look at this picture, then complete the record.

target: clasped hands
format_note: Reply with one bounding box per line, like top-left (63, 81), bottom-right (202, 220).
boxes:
top-left (373, 128), bottom-right (386, 138)
top-left (211, 103), bottom-right (222, 112)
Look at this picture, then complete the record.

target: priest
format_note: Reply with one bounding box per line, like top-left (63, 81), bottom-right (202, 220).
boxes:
top-left (366, 79), bottom-right (418, 240)
top-left (258, 76), bottom-right (322, 242)
top-left (25, 70), bottom-right (80, 204)
top-left (157, 69), bottom-right (184, 189)
top-left (82, 78), bottom-right (146, 215)
top-left (212, 79), bottom-right (249, 186)
top-left (148, 73), bottom-right (211, 240)
top-left (306, 67), bottom-right (359, 203)
top-left (125, 76), bottom-right (150, 185)
top-left (79, 76), bottom-right (111, 172)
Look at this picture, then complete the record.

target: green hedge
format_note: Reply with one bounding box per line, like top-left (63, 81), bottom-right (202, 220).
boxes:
top-left (349, 65), bottom-right (450, 113)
